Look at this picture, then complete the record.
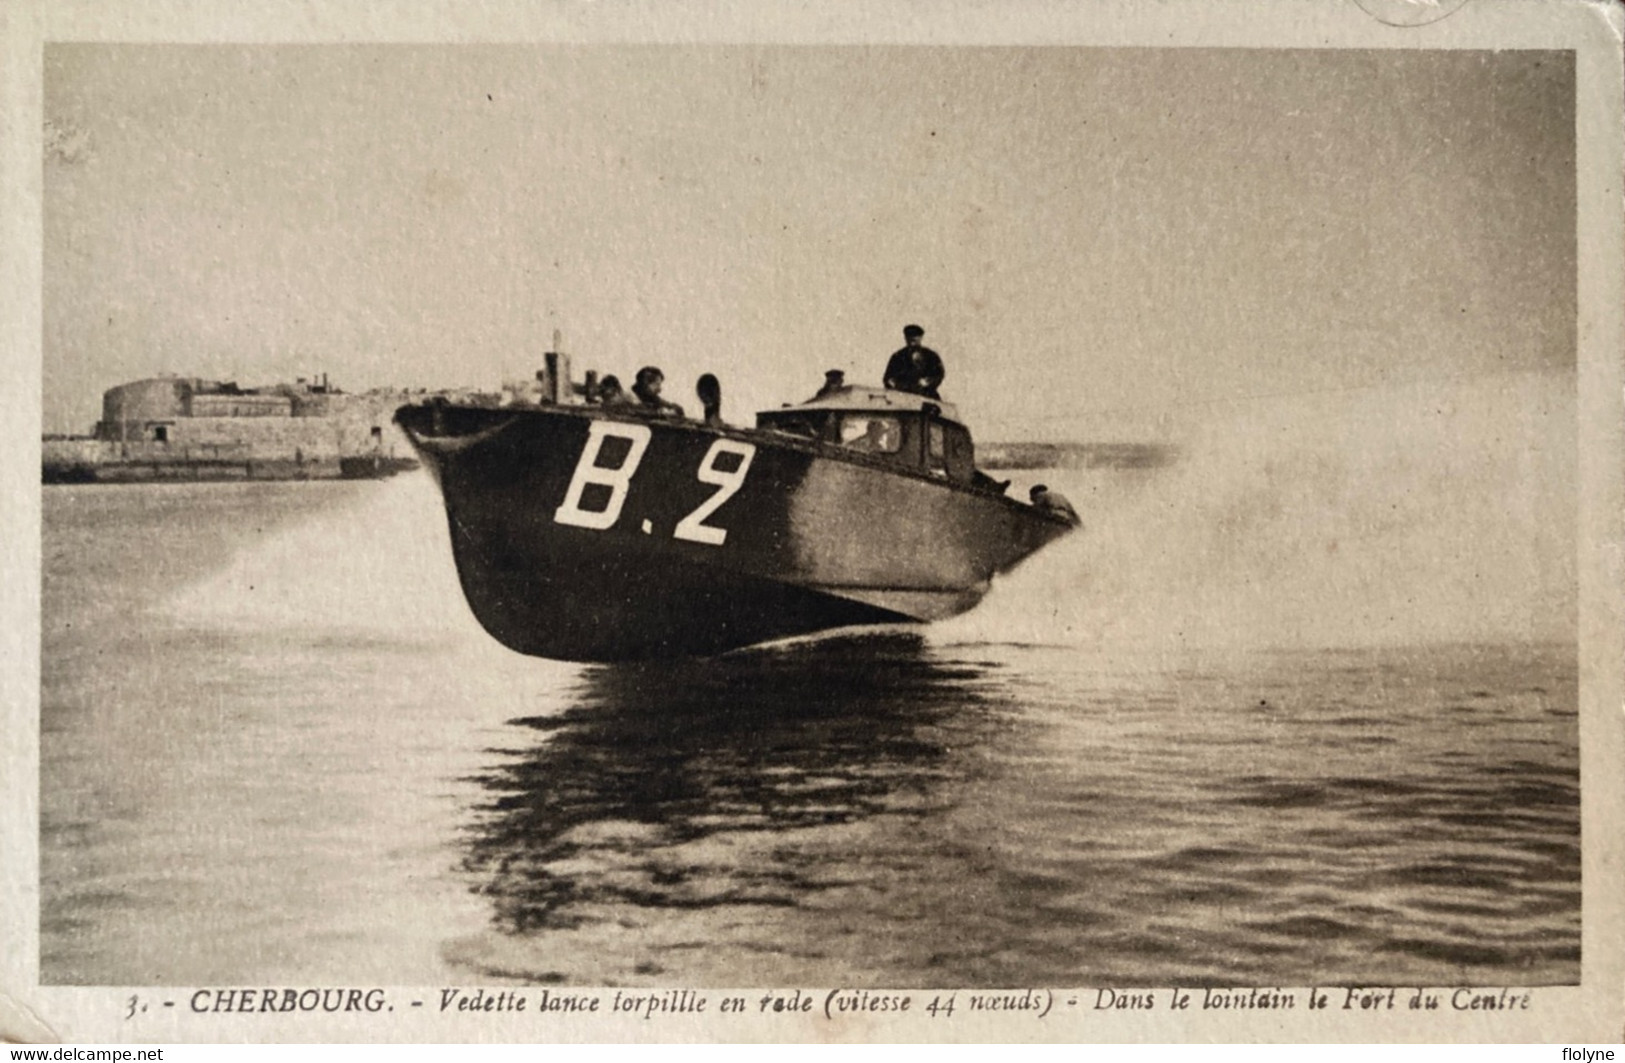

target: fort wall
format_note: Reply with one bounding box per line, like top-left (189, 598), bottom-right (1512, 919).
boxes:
top-left (49, 378), bottom-right (420, 483)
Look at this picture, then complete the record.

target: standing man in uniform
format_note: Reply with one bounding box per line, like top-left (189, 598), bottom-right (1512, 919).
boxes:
top-left (883, 324), bottom-right (945, 399)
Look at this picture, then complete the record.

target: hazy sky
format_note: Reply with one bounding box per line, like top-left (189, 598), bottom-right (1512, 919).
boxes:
top-left (43, 45), bottom-right (1574, 437)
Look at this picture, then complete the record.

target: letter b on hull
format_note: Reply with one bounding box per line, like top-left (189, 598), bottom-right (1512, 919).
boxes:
top-left (554, 420), bottom-right (652, 530)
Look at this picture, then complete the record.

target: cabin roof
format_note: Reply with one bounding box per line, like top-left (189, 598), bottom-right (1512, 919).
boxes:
top-left (764, 385), bottom-right (961, 423)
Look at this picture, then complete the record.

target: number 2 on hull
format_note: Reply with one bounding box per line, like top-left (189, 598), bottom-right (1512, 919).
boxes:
top-left (674, 439), bottom-right (756, 546)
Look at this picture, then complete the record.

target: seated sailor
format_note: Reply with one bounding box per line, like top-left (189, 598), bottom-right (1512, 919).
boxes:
top-left (841, 415), bottom-right (902, 454)
top-left (814, 369), bottom-right (846, 399)
top-left (883, 324), bottom-right (945, 399)
top-left (973, 469), bottom-right (1011, 494)
top-left (632, 366), bottom-right (686, 418)
top-left (596, 374), bottom-right (633, 407)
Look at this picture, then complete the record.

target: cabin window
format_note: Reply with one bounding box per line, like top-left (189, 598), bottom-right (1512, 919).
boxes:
top-left (944, 425), bottom-right (975, 482)
top-left (759, 414), bottom-right (824, 439)
top-left (839, 415), bottom-right (902, 454)
top-left (927, 422), bottom-right (947, 476)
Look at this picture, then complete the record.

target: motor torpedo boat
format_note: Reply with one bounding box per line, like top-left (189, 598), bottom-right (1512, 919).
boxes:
top-left (395, 356), bottom-right (1076, 661)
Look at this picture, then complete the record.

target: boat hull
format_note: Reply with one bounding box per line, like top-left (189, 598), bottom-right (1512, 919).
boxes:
top-left (397, 403), bottom-right (1069, 660)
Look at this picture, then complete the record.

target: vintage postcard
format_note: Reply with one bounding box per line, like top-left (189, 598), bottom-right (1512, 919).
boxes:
top-left (3, 0), bottom-right (1621, 1045)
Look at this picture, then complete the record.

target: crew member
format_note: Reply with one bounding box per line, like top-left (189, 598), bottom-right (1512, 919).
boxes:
top-left (974, 469), bottom-right (1011, 495)
top-left (883, 325), bottom-right (945, 399)
top-left (814, 369), bottom-right (846, 398)
top-left (696, 373), bottom-right (724, 427)
top-left (632, 366), bottom-right (685, 418)
top-left (1029, 484), bottom-right (1080, 525)
top-left (597, 375), bottom-right (632, 407)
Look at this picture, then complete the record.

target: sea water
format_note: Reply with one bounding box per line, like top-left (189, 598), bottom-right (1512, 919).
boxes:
top-left (39, 373), bottom-right (1578, 987)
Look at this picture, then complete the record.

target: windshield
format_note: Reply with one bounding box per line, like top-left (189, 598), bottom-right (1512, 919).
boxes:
top-left (838, 415), bottom-right (902, 454)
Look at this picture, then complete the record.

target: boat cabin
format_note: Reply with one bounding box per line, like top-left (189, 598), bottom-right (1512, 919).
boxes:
top-left (756, 385), bottom-right (979, 485)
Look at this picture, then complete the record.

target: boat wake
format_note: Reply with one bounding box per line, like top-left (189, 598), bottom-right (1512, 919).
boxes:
top-left (154, 369), bottom-right (1572, 664)
top-left (935, 369), bottom-right (1575, 656)
top-left (157, 472), bottom-right (488, 647)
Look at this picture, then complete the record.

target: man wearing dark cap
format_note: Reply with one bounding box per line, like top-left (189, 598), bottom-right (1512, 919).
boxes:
top-left (883, 324), bottom-right (945, 399)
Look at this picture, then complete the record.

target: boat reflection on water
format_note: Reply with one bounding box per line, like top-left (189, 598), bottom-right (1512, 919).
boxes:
top-left (451, 631), bottom-right (1013, 984)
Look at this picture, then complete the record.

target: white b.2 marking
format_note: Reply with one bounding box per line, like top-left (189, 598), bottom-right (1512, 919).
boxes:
top-left (553, 420), bottom-right (652, 530)
top-left (673, 440), bottom-right (756, 546)
top-left (553, 424), bottom-right (756, 546)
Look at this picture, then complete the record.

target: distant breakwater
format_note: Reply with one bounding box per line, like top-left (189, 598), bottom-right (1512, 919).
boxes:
top-left (976, 442), bottom-right (1178, 471)
top-left (43, 437), bottom-right (1174, 482)
top-left (40, 442), bottom-right (418, 484)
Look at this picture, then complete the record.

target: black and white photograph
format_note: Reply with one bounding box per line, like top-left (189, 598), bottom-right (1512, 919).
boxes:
top-left (4, 0), bottom-right (1623, 1044)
